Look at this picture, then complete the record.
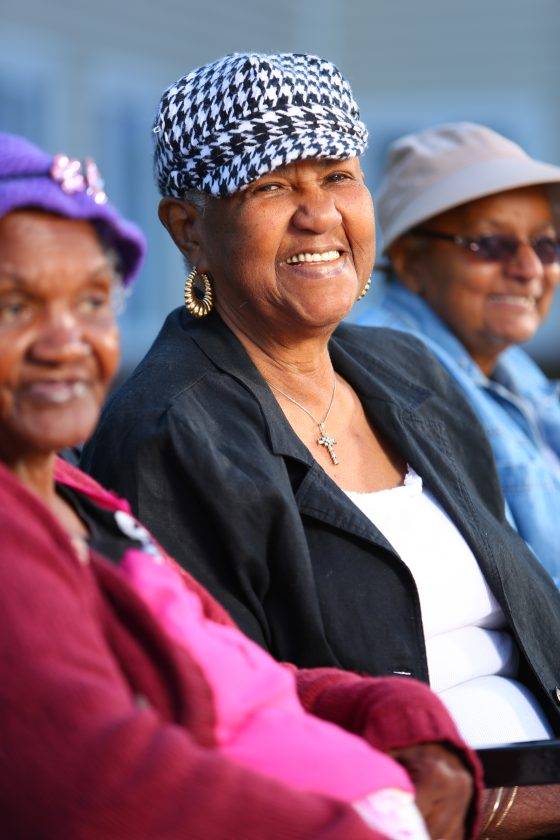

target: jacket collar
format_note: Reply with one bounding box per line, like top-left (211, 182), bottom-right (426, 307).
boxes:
top-left (180, 309), bottom-right (508, 611)
top-left (379, 281), bottom-right (556, 402)
top-left (182, 308), bottom-right (432, 463)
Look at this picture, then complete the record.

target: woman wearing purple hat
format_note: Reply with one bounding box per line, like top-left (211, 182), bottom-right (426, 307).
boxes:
top-left (82, 55), bottom-right (560, 837)
top-left (0, 131), bottom-right (483, 840)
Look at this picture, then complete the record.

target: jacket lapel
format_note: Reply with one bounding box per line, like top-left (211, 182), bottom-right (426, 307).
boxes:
top-left (185, 311), bottom-right (506, 601)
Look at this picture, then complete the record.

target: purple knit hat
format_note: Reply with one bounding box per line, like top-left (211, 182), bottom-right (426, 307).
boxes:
top-left (0, 132), bottom-right (146, 286)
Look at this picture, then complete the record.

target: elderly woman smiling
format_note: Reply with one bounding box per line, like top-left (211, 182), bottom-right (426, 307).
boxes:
top-left (361, 122), bottom-right (560, 587)
top-left (83, 54), bottom-right (560, 837)
top-left (0, 130), bottom-right (488, 840)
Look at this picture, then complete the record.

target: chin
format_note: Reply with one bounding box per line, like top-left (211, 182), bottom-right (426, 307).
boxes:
top-left (494, 326), bottom-right (539, 348)
top-left (296, 294), bottom-right (357, 329)
top-left (13, 407), bottom-right (101, 457)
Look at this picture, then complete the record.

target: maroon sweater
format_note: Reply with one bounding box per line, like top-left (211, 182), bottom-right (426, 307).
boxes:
top-left (0, 459), bottom-right (482, 838)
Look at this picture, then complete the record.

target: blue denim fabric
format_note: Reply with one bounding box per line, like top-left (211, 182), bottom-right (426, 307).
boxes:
top-left (359, 281), bottom-right (560, 587)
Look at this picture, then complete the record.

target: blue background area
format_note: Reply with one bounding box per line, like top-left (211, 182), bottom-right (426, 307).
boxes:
top-left (2, 0), bottom-right (559, 374)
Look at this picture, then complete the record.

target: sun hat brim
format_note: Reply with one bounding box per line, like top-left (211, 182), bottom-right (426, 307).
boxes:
top-left (0, 174), bottom-right (146, 286)
top-left (379, 156), bottom-right (560, 253)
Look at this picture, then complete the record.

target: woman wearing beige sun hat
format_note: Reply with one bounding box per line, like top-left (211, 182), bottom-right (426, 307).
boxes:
top-left (361, 121), bottom-right (560, 587)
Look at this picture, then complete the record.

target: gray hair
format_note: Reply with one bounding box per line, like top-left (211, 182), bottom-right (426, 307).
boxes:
top-left (91, 221), bottom-right (129, 312)
top-left (181, 189), bottom-right (210, 272)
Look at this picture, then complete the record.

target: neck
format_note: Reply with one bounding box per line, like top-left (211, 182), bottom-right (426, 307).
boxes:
top-left (471, 352), bottom-right (500, 377)
top-left (219, 306), bottom-right (336, 396)
top-left (5, 450), bottom-right (58, 505)
top-left (464, 338), bottom-right (503, 377)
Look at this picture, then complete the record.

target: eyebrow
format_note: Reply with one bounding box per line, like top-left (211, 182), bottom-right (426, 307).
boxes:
top-left (470, 218), bottom-right (556, 234)
top-left (0, 263), bottom-right (114, 288)
top-left (262, 158), bottom-right (350, 176)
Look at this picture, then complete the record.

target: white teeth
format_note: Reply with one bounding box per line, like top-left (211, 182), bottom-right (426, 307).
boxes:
top-left (27, 380), bottom-right (89, 404)
top-left (48, 382), bottom-right (89, 403)
top-left (490, 295), bottom-right (536, 308)
top-left (286, 250), bottom-right (341, 264)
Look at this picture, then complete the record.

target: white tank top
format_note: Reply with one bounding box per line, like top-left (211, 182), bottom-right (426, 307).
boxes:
top-left (344, 467), bottom-right (553, 748)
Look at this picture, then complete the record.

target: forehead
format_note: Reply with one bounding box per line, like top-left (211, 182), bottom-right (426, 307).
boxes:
top-left (251, 156), bottom-right (361, 181)
top-left (0, 208), bottom-right (100, 245)
top-left (435, 185), bottom-right (554, 230)
top-left (0, 210), bottom-right (107, 274)
top-left (0, 210), bottom-right (112, 301)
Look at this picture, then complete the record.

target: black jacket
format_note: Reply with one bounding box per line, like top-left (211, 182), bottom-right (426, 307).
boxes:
top-left (82, 308), bottom-right (560, 731)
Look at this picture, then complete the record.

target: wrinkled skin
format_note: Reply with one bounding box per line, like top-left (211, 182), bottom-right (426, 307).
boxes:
top-left (160, 157), bottom-right (376, 344)
top-left (391, 185), bottom-right (560, 375)
top-left (390, 743), bottom-right (473, 840)
top-left (0, 210), bottom-right (119, 465)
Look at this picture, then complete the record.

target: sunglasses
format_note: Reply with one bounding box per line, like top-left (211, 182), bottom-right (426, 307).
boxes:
top-left (412, 228), bottom-right (560, 265)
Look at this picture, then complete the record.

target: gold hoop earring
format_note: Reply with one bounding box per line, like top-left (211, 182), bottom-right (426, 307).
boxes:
top-left (357, 276), bottom-right (372, 301)
top-left (184, 267), bottom-right (213, 318)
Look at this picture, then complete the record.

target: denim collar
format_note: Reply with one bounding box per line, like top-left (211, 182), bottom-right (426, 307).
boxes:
top-left (379, 281), bottom-right (526, 389)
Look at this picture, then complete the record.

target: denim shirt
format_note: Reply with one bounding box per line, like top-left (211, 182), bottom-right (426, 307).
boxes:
top-left (359, 281), bottom-right (560, 587)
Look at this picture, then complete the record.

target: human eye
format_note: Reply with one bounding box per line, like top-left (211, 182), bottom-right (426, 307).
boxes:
top-left (0, 295), bottom-right (32, 324)
top-left (76, 284), bottom-right (113, 315)
top-left (325, 170), bottom-right (354, 183)
top-left (325, 167), bottom-right (359, 184)
top-left (252, 181), bottom-right (284, 194)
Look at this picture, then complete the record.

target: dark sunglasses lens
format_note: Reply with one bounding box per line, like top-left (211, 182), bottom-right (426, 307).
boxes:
top-left (474, 236), bottom-right (518, 261)
top-left (533, 237), bottom-right (560, 265)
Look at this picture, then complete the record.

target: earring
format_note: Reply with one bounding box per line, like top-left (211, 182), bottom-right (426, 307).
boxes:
top-left (357, 276), bottom-right (372, 301)
top-left (184, 267), bottom-right (213, 318)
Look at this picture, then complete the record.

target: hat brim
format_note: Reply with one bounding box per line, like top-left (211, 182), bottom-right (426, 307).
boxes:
top-left (0, 177), bottom-right (146, 286)
top-left (380, 156), bottom-right (560, 253)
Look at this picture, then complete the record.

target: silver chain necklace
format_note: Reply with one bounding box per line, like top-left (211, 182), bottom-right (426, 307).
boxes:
top-left (267, 376), bottom-right (339, 465)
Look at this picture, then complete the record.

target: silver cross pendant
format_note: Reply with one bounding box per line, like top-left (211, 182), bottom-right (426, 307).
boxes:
top-left (318, 423), bottom-right (339, 465)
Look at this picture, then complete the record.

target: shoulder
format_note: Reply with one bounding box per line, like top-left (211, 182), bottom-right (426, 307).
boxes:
top-left (82, 314), bottom-right (276, 489)
top-left (54, 458), bottom-right (131, 513)
top-left (333, 322), bottom-right (459, 395)
top-left (0, 462), bottom-right (84, 585)
top-left (90, 311), bottom-right (253, 441)
top-left (335, 321), bottom-right (429, 354)
top-left (501, 346), bottom-right (555, 395)
top-left (118, 307), bottom-right (218, 402)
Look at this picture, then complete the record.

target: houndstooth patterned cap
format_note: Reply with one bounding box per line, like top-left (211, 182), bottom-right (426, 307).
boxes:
top-left (153, 52), bottom-right (368, 198)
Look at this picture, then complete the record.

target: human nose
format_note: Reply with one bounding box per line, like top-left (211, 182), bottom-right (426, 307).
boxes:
top-left (506, 240), bottom-right (544, 281)
top-left (291, 186), bottom-right (342, 233)
top-left (29, 305), bottom-right (90, 364)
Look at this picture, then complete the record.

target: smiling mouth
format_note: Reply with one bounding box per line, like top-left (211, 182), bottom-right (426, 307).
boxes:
top-left (285, 250), bottom-right (342, 265)
top-left (488, 294), bottom-right (537, 310)
top-left (22, 380), bottom-right (90, 405)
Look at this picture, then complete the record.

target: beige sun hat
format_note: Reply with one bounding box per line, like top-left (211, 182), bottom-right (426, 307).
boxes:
top-left (377, 121), bottom-right (560, 253)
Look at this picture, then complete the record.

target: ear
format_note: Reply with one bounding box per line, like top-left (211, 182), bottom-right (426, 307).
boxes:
top-left (389, 236), bottom-right (427, 295)
top-left (158, 198), bottom-right (209, 272)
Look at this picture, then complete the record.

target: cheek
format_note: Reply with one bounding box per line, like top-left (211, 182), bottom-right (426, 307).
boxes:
top-left (211, 210), bottom-right (286, 292)
top-left (346, 196), bottom-right (375, 262)
top-left (423, 277), bottom-right (482, 337)
top-left (537, 286), bottom-right (558, 320)
top-left (91, 322), bottom-right (120, 385)
top-left (438, 264), bottom-right (495, 315)
top-left (0, 337), bottom-right (24, 414)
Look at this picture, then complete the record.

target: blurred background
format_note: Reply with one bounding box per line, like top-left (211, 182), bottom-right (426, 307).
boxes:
top-left (2, 0), bottom-right (560, 375)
